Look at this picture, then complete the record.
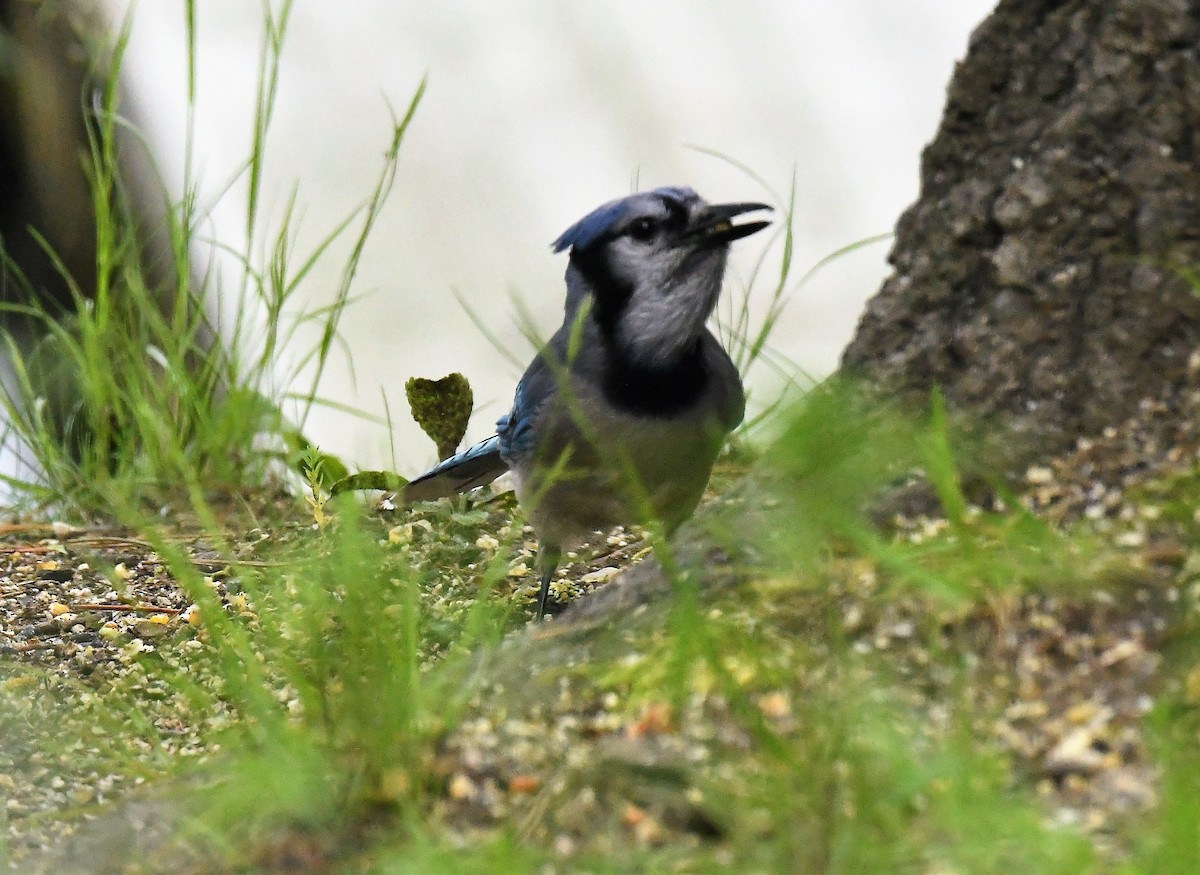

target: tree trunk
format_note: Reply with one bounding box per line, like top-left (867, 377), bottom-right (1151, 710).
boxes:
top-left (0, 0), bottom-right (98, 315)
top-left (841, 0), bottom-right (1200, 469)
top-left (0, 0), bottom-right (204, 330)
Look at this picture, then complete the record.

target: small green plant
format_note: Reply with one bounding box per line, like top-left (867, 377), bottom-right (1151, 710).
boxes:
top-left (405, 373), bottom-right (474, 461)
top-left (299, 445), bottom-right (333, 528)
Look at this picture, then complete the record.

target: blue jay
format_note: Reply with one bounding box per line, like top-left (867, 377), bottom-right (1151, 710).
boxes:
top-left (405, 187), bottom-right (770, 617)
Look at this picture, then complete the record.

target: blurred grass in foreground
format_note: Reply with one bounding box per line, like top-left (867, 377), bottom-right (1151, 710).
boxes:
top-left (11, 377), bottom-right (1199, 872)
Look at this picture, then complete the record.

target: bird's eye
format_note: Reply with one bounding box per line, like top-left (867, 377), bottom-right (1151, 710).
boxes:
top-left (627, 217), bottom-right (659, 242)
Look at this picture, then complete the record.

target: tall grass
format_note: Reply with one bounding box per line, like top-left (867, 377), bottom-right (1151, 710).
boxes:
top-left (687, 147), bottom-right (894, 438)
top-left (0, 3), bottom-right (420, 515)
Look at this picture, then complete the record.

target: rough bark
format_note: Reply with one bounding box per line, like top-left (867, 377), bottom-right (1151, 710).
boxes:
top-left (841, 0), bottom-right (1200, 468)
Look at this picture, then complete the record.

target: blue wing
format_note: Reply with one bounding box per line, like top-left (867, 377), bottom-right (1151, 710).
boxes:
top-left (496, 381), bottom-right (537, 457)
top-left (496, 343), bottom-right (564, 460)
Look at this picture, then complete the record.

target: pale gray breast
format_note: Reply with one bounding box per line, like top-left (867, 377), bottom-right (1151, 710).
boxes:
top-left (512, 340), bottom-right (741, 547)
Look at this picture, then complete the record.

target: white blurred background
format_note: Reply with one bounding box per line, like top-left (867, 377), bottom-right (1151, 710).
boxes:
top-left (103, 1), bottom-right (994, 476)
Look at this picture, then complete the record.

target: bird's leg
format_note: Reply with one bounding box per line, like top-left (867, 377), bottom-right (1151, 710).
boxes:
top-left (535, 544), bottom-right (562, 619)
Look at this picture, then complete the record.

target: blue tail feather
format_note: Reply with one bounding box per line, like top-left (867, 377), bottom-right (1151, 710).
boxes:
top-left (403, 435), bottom-right (508, 504)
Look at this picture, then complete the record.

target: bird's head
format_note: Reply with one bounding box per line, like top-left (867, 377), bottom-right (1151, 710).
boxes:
top-left (553, 187), bottom-right (771, 369)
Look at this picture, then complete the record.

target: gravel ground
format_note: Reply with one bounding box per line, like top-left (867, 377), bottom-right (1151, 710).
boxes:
top-left (5, 376), bottom-right (1200, 871)
top-left (0, 526), bottom-right (256, 862)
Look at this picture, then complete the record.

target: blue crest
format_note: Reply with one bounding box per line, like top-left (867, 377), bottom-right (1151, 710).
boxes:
top-left (552, 186), bottom-right (699, 254)
top-left (551, 199), bottom-right (631, 254)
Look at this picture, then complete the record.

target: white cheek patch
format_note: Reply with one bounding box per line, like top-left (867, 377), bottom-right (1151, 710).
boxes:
top-left (616, 250), bottom-right (726, 368)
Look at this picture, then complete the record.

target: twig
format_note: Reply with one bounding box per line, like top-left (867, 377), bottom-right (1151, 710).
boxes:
top-left (69, 603), bottom-right (182, 615)
top-left (6, 641), bottom-right (56, 653)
